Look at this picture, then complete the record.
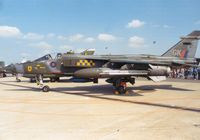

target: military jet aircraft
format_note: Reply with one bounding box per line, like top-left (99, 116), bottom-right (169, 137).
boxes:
top-left (4, 49), bottom-right (96, 82)
top-left (12, 31), bottom-right (200, 94)
top-left (4, 54), bottom-right (61, 82)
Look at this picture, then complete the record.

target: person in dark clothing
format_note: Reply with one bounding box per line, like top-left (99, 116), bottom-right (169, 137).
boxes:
top-left (198, 68), bottom-right (200, 80)
top-left (184, 69), bottom-right (189, 79)
top-left (192, 68), bottom-right (197, 80)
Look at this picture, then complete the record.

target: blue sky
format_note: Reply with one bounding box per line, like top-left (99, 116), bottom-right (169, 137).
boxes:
top-left (0, 0), bottom-right (200, 64)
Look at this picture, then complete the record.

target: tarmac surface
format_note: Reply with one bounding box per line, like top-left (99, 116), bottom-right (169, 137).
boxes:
top-left (0, 77), bottom-right (200, 140)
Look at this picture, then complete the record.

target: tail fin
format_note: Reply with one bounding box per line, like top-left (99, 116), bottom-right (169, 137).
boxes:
top-left (162, 31), bottom-right (200, 59)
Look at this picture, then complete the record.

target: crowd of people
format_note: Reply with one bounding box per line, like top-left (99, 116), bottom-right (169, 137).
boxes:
top-left (170, 67), bottom-right (200, 80)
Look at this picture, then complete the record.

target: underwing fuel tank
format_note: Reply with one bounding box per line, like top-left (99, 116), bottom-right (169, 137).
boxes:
top-left (74, 68), bottom-right (111, 78)
top-left (74, 67), bottom-right (171, 78)
top-left (148, 65), bottom-right (171, 76)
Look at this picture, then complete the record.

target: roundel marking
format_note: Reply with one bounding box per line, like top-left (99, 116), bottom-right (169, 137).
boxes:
top-left (27, 66), bottom-right (32, 72)
top-left (50, 62), bottom-right (57, 68)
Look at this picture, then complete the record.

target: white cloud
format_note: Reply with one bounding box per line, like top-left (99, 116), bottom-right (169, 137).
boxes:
top-left (59, 45), bottom-right (73, 50)
top-left (98, 33), bottom-right (116, 42)
top-left (23, 32), bottom-right (44, 40)
top-left (57, 35), bottom-right (67, 40)
top-left (58, 34), bottom-right (95, 43)
top-left (163, 24), bottom-right (173, 29)
top-left (84, 37), bottom-right (95, 43)
top-left (127, 19), bottom-right (145, 28)
top-left (47, 33), bottom-right (56, 38)
top-left (0, 26), bottom-right (22, 37)
top-left (30, 41), bottom-right (53, 49)
top-left (69, 34), bottom-right (84, 41)
top-left (129, 36), bottom-right (145, 48)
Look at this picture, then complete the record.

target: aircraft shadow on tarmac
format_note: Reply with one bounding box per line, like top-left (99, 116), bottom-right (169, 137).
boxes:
top-left (0, 81), bottom-right (199, 113)
top-left (0, 78), bottom-right (195, 93)
top-left (51, 86), bottom-right (200, 113)
top-left (0, 81), bottom-right (195, 95)
top-left (52, 84), bottom-right (194, 95)
top-left (133, 84), bottom-right (194, 92)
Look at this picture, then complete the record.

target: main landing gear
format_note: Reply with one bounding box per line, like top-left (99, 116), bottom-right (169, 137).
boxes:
top-left (114, 82), bottom-right (127, 95)
top-left (112, 78), bottom-right (135, 95)
top-left (36, 74), bottom-right (50, 92)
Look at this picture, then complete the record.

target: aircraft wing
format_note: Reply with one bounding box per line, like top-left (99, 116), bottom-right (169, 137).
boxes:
top-left (74, 68), bottom-right (148, 78)
top-left (69, 55), bottom-right (184, 66)
top-left (109, 59), bottom-right (171, 66)
top-left (109, 59), bottom-right (197, 67)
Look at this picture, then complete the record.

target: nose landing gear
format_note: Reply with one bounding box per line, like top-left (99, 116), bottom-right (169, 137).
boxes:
top-left (42, 85), bottom-right (50, 92)
top-left (36, 74), bottom-right (50, 92)
top-left (16, 74), bottom-right (21, 82)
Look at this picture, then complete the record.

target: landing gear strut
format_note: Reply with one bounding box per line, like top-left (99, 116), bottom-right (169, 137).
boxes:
top-left (36, 74), bottom-right (50, 92)
top-left (16, 74), bottom-right (21, 82)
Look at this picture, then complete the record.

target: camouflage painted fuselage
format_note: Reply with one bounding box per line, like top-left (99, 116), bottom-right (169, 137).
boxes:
top-left (18, 54), bottom-right (197, 76)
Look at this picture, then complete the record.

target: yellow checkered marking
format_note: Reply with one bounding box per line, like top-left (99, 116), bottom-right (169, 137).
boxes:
top-left (76, 59), bottom-right (95, 67)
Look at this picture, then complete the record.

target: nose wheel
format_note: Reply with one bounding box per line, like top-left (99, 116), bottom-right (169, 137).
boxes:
top-left (42, 85), bottom-right (50, 92)
top-left (36, 74), bottom-right (50, 92)
top-left (117, 86), bottom-right (127, 94)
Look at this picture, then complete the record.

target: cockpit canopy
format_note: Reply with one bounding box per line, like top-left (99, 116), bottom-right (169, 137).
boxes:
top-left (33, 54), bottom-right (52, 62)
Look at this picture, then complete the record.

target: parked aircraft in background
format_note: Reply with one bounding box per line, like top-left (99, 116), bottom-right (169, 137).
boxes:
top-left (0, 61), bottom-right (6, 78)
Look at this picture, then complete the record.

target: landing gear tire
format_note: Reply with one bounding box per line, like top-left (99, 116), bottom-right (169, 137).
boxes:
top-left (42, 85), bottom-right (50, 92)
top-left (16, 79), bottom-right (21, 82)
top-left (36, 74), bottom-right (50, 92)
top-left (113, 80), bottom-right (128, 95)
top-left (118, 86), bottom-right (127, 94)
